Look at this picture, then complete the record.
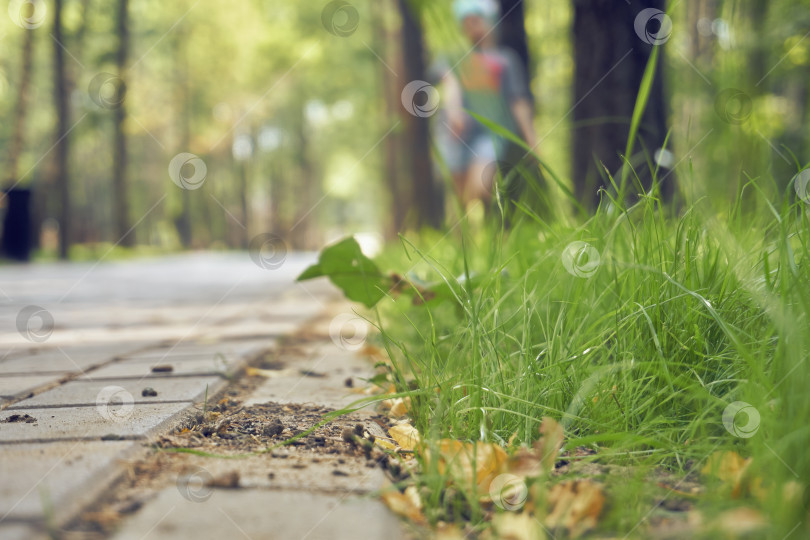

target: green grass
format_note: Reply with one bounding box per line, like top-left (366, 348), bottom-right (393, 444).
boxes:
top-left (369, 172), bottom-right (809, 536)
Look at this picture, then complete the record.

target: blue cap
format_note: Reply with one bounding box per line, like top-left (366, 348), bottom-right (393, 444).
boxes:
top-left (453, 0), bottom-right (499, 23)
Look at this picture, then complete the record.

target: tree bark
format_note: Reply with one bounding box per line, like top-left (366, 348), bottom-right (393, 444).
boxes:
top-left (497, 0), bottom-right (531, 89)
top-left (372, 0), bottom-right (408, 238)
top-left (398, 0), bottom-right (443, 229)
top-left (113, 0), bottom-right (133, 245)
top-left (53, 0), bottom-right (72, 259)
top-left (571, 0), bottom-right (670, 210)
top-left (7, 27), bottom-right (35, 182)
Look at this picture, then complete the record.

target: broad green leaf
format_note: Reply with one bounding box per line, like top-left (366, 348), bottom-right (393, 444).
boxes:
top-left (297, 237), bottom-right (389, 308)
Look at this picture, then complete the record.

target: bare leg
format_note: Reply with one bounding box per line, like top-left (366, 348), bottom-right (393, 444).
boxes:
top-left (466, 158), bottom-right (492, 205)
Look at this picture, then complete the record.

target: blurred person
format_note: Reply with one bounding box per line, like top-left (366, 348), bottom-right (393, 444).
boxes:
top-left (435, 0), bottom-right (537, 207)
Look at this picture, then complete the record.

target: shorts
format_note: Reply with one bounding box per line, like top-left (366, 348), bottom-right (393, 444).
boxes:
top-left (436, 123), bottom-right (499, 174)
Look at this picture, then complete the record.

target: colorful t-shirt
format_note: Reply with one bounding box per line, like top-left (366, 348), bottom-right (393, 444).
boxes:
top-left (435, 46), bottom-right (531, 154)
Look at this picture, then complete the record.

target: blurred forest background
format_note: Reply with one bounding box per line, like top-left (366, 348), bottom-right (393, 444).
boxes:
top-left (1, 0), bottom-right (809, 260)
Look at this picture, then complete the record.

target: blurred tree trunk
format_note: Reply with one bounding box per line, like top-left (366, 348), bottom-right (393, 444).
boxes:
top-left (371, 0), bottom-right (408, 238)
top-left (7, 26), bottom-right (35, 183)
top-left (172, 31), bottom-right (192, 248)
top-left (289, 104), bottom-right (317, 249)
top-left (571, 0), bottom-right (670, 210)
top-left (498, 0), bottom-right (531, 87)
top-left (53, 0), bottom-right (72, 259)
top-left (398, 0), bottom-right (443, 229)
top-left (113, 0), bottom-right (133, 245)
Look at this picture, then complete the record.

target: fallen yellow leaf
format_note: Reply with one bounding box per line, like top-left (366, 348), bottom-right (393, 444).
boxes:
top-left (544, 480), bottom-right (605, 538)
top-left (381, 485), bottom-right (426, 525)
top-left (430, 439), bottom-right (508, 495)
top-left (489, 512), bottom-right (545, 540)
top-left (389, 423), bottom-right (421, 451)
top-left (389, 397), bottom-right (411, 418)
top-left (701, 451), bottom-right (752, 498)
top-left (374, 437), bottom-right (397, 451)
top-left (506, 417), bottom-right (564, 479)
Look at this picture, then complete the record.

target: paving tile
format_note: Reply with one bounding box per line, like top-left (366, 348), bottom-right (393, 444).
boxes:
top-left (111, 488), bottom-right (409, 540)
top-left (0, 523), bottom-right (48, 540)
top-left (244, 343), bottom-right (375, 410)
top-left (119, 339), bottom-right (272, 361)
top-left (0, 375), bottom-right (64, 399)
top-left (0, 403), bottom-right (189, 442)
top-left (0, 344), bottom-right (144, 375)
top-left (0, 441), bottom-right (134, 521)
top-left (8, 376), bottom-right (223, 409)
top-left (77, 356), bottom-right (244, 380)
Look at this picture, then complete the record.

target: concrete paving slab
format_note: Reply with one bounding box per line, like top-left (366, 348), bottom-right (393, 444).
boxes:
top-left (77, 357), bottom-right (244, 380)
top-left (119, 339), bottom-right (273, 361)
top-left (0, 344), bottom-right (147, 375)
top-left (8, 376), bottom-right (223, 409)
top-left (0, 523), bottom-right (47, 540)
top-left (110, 488), bottom-right (408, 540)
top-left (0, 403), bottom-right (189, 442)
top-left (0, 375), bottom-right (65, 399)
top-left (244, 344), bottom-right (375, 410)
top-left (0, 441), bottom-right (134, 521)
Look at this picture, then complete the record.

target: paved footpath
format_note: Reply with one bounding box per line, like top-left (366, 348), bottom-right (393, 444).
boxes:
top-left (0, 253), bottom-right (408, 539)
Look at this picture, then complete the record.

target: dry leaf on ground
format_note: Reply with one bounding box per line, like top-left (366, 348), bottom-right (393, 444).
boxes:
top-left (488, 512), bottom-right (545, 540)
top-left (701, 451), bottom-right (752, 498)
top-left (381, 485), bottom-right (426, 525)
top-left (389, 423), bottom-right (421, 451)
top-left (507, 417), bottom-right (565, 479)
top-left (429, 439), bottom-right (508, 495)
top-left (544, 480), bottom-right (605, 538)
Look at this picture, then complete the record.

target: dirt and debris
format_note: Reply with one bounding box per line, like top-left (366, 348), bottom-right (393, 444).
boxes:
top-left (141, 387), bottom-right (158, 397)
top-left (150, 365), bottom-right (173, 373)
top-left (2, 413), bottom-right (37, 423)
top-left (66, 322), bottom-right (391, 538)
